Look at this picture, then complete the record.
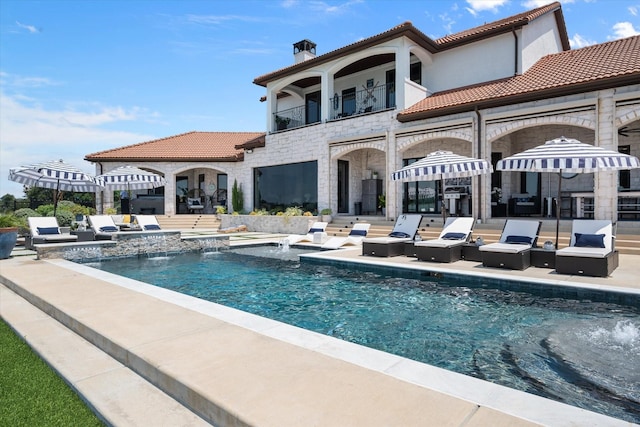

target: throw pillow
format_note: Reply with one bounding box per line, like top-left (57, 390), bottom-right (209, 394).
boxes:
top-left (144, 224), bottom-right (161, 230)
top-left (349, 229), bottom-right (367, 236)
top-left (308, 228), bottom-right (324, 233)
top-left (442, 232), bottom-right (466, 240)
top-left (505, 235), bottom-right (532, 244)
top-left (389, 231), bottom-right (410, 238)
top-left (37, 227), bottom-right (60, 235)
top-left (99, 226), bottom-right (118, 232)
top-left (574, 233), bottom-right (605, 248)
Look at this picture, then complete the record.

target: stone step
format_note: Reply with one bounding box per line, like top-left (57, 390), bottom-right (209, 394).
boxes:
top-left (156, 214), bottom-right (220, 230)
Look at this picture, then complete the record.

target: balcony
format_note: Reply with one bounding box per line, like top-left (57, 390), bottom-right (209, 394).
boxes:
top-left (329, 83), bottom-right (394, 121)
top-left (272, 82), bottom-right (395, 132)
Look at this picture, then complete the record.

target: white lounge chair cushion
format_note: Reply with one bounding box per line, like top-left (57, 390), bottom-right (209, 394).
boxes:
top-left (556, 246), bottom-right (610, 258)
top-left (415, 217), bottom-right (475, 248)
top-left (415, 238), bottom-right (466, 248)
top-left (479, 242), bottom-right (531, 254)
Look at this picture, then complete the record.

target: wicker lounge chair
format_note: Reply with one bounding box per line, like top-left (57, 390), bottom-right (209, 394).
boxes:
top-left (321, 223), bottom-right (370, 249)
top-left (414, 217), bottom-right (475, 263)
top-left (135, 215), bottom-right (163, 231)
top-left (555, 220), bottom-right (618, 277)
top-left (28, 217), bottom-right (78, 245)
top-left (479, 219), bottom-right (541, 270)
top-left (88, 215), bottom-right (120, 240)
top-left (362, 214), bottom-right (422, 257)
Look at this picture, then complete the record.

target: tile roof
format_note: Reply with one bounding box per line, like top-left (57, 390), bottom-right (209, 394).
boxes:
top-left (398, 35), bottom-right (640, 122)
top-left (436, 2), bottom-right (568, 49)
top-left (254, 2), bottom-right (567, 87)
top-left (85, 131), bottom-right (265, 162)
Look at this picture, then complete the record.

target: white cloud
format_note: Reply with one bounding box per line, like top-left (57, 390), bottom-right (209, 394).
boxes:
top-left (569, 33), bottom-right (596, 48)
top-left (465, 0), bottom-right (509, 14)
top-left (0, 92), bottom-right (156, 196)
top-left (612, 21), bottom-right (640, 39)
top-left (630, 6), bottom-right (638, 16)
top-left (15, 21), bottom-right (39, 33)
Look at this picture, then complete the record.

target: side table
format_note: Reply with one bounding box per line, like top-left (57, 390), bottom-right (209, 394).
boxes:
top-left (461, 243), bottom-right (482, 262)
top-left (71, 230), bottom-right (95, 242)
top-left (530, 248), bottom-right (555, 268)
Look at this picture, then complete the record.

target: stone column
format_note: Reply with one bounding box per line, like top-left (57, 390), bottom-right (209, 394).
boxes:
top-left (595, 90), bottom-right (617, 221)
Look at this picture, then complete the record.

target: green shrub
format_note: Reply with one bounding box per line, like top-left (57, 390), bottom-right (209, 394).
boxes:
top-left (0, 214), bottom-right (28, 235)
top-left (283, 206), bottom-right (303, 216)
top-left (14, 208), bottom-right (38, 220)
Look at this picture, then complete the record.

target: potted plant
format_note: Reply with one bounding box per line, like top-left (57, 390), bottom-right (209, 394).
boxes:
top-left (275, 115), bottom-right (291, 130)
top-left (0, 214), bottom-right (24, 259)
top-left (320, 208), bottom-right (332, 223)
top-left (378, 194), bottom-right (386, 215)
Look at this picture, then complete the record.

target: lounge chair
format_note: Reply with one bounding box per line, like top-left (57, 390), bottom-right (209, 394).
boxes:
top-left (135, 215), bottom-right (163, 231)
top-left (88, 215), bottom-right (120, 240)
top-left (555, 220), bottom-right (618, 277)
top-left (414, 217), bottom-right (475, 263)
top-left (479, 219), bottom-right (542, 270)
top-left (187, 197), bottom-right (205, 214)
top-left (321, 223), bottom-right (371, 250)
top-left (362, 214), bottom-right (423, 257)
top-left (285, 221), bottom-right (328, 245)
top-left (28, 217), bottom-right (78, 245)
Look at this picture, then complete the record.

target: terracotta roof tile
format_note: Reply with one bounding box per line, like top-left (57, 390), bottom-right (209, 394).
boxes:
top-left (254, 2), bottom-right (568, 87)
top-left (85, 131), bottom-right (265, 162)
top-left (436, 2), bottom-right (564, 47)
top-left (398, 35), bottom-right (640, 121)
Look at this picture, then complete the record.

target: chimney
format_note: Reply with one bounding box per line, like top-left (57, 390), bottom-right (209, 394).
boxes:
top-left (293, 39), bottom-right (316, 64)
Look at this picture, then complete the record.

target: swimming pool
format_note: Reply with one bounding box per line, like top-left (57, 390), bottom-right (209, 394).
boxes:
top-left (93, 246), bottom-right (640, 423)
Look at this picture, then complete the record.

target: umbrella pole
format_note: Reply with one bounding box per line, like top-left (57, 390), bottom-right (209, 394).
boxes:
top-left (555, 171), bottom-right (562, 248)
top-left (53, 179), bottom-right (60, 217)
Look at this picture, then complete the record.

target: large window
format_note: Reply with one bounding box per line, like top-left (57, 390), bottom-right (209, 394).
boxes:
top-left (254, 161), bottom-right (318, 212)
top-left (305, 91), bottom-right (321, 124)
top-left (342, 88), bottom-right (356, 116)
top-left (402, 158), bottom-right (440, 214)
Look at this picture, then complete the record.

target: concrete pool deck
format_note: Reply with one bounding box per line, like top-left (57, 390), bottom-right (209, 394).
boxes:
top-left (1, 236), bottom-right (639, 426)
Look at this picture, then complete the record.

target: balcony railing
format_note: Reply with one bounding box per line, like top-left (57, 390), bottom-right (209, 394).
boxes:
top-left (272, 82), bottom-right (395, 132)
top-left (329, 83), bottom-right (394, 120)
top-left (273, 105), bottom-right (306, 132)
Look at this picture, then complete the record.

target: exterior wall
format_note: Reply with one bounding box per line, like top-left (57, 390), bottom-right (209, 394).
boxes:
top-left (423, 33), bottom-right (517, 91)
top-left (520, 12), bottom-right (565, 72)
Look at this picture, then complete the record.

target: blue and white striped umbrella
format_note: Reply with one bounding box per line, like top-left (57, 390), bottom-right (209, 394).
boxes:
top-left (96, 166), bottom-right (166, 191)
top-left (497, 136), bottom-right (640, 247)
top-left (391, 150), bottom-right (493, 182)
top-left (8, 159), bottom-right (102, 215)
top-left (9, 159), bottom-right (101, 192)
top-left (497, 136), bottom-right (640, 172)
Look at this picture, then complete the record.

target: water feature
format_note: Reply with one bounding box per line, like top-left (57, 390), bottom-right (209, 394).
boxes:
top-left (200, 238), bottom-right (222, 254)
top-left (91, 248), bottom-right (640, 423)
top-left (278, 238), bottom-right (290, 253)
top-left (63, 245), bottom-right (103, 263)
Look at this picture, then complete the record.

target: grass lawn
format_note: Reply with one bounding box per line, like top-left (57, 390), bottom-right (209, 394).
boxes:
top-left (0, 319), bottom-right (104, 426)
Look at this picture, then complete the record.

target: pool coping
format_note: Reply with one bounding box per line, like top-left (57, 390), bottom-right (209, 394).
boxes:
top-left (43, 248), bottom-right (637, 426)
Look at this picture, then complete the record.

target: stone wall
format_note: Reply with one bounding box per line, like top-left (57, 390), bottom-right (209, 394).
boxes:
top-left (219, 214), bottom-right (319, 235)
top-left (34, 231), bottom-right (230, 261)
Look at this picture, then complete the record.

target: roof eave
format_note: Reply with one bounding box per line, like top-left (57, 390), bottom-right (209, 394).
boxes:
top-left (397, 74), bottom-right (640, 122)
top-left (253, 23), bottom-right (437, 87)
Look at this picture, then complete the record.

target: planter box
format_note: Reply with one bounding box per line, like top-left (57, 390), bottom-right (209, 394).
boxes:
top-left (219, 215), bottom-right (320, 235)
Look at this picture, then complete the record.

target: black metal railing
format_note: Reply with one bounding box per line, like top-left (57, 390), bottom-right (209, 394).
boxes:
top-left (273, 105), bottom-right (306, 131)
top-left (271, 82), bottom-right (395, 132)
top-left (329, 83), bottom-right (394, 120)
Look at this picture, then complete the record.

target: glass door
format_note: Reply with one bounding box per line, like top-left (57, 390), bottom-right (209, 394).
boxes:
top-left (338, 160), bottom-right (349, 213)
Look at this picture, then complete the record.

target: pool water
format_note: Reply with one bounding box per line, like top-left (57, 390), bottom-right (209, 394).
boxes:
top-left (93, 247), bottom-right (640, 422)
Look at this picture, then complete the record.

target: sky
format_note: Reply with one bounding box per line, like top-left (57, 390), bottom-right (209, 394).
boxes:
top-left (1, 0), bottom-right (639, 197)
